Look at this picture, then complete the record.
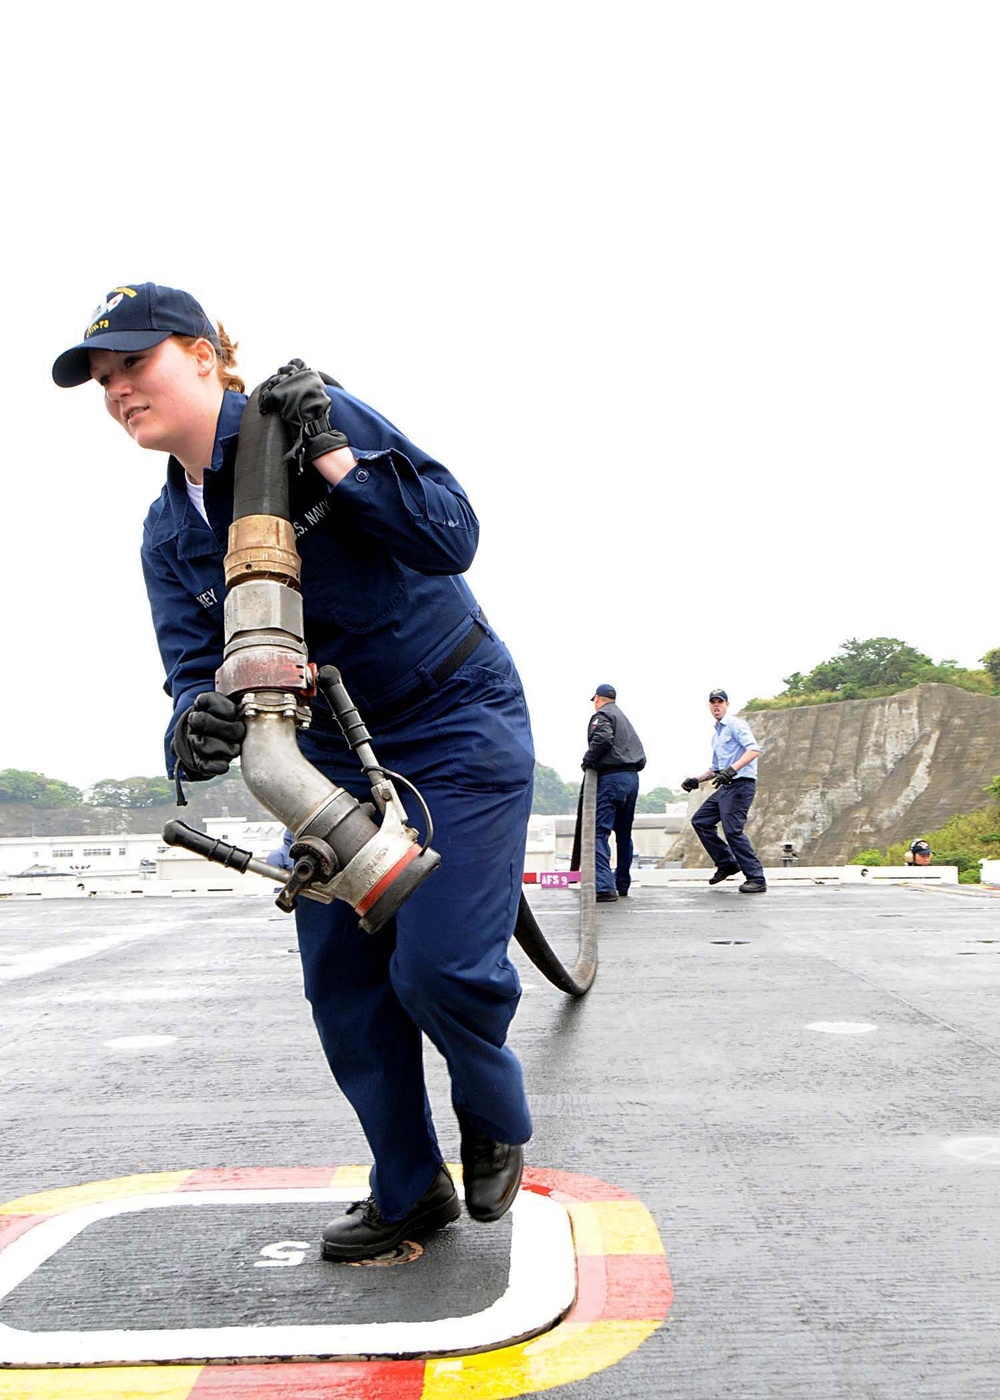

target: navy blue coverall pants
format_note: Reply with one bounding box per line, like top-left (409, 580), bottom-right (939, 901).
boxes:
top-left (142, 388), bottom-right (536, 1227)
top-left (690, 779), bottom-right (764, 881)
top-left (296, 627), bottom-right (534, 1222)
top-left (594, 770), bottom-right (640, 896)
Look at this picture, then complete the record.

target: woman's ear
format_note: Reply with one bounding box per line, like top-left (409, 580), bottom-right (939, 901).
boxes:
top-left (192, 337), bottom-right (218, 377)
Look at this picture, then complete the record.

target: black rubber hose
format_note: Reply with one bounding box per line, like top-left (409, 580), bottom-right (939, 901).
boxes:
top-left (512, 768), bottom-right (597, 996)
top-left (232, 385), bottom-right (293, 522)
top-left (231, 376), bottom-right (596, 989)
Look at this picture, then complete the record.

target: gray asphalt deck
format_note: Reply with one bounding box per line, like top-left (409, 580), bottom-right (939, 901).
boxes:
top-left (2, 882), bottom-right (999, 1396)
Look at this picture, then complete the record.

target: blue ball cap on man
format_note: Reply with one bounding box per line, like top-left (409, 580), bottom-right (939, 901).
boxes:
top-left (591, 684), bottom-right (616, 701)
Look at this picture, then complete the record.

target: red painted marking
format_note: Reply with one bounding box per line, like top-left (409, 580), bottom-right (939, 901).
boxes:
top-left (179, 1168), bottom-right (339, 1191)
top-left (522, 872), bottom-right (537, 883)
top-left (598, 1255), bottom-right (674, 1320)
top-left (355, 843), bottom-right (420, 917)
top-left (0, 1165), bottom-right (671, 1392)
top-left (523, 1167), bottom-right (634, 1200)
top-left (0, 1214), bottom-right (48, 1249)
top-left (565, 1254), bottom-right (673, 1324)
top-left (190, 1359), bottom-right (426, 1398)
top-left (565, 1253), bottom-right (606, 1324)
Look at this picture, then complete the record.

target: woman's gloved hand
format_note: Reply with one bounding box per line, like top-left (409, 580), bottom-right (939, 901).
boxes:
top-left (171, 693), bottom-right (246, 780)
top-left (258, 358), bottom-right (349, 465)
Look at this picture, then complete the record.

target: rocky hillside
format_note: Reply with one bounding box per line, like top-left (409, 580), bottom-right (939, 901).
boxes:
top-left (668, 683), bottom-right (1000, 867)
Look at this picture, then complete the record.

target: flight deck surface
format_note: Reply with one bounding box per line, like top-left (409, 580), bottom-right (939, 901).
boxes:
top-left (1, 882), bottom-right (998, 1397)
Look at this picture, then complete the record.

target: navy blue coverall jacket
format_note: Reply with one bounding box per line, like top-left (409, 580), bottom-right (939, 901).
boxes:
top-left (141, 388), bottom-right (535, 1221)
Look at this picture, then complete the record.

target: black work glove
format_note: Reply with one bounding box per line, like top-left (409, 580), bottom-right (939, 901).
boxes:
top-left (711, 766), bottom-right (737, 788)
top-left (258, 358), bottom-right (349, 466)
top-left (171, 693), bottom-right (246, 781)
top-left (681, 777), bottom-right (700, 793)
top-left (581, 756), bottom-right (595, 770)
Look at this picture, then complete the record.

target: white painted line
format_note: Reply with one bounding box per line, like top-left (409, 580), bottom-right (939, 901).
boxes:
top-left (942, 1136), bottom-right (1000, 1164)
top-left (0, 925), bottom-right (180, 985)
top-left (805, 1021), bottom-right (878, 1034)
top-left (0, 1188), bottom-right (575, 1365)
top-left (22, 988), bottom-right (212, 1005)
top-left (103, 1036), bottom-right (178, 1051)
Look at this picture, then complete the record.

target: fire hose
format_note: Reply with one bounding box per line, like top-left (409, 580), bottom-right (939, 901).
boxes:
top-left (512, 771), bottom-right (598, 996)
top-left (163, 381), bottom-right (597, 992)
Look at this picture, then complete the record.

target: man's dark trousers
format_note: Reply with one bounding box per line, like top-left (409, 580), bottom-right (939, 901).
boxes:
top-left (594, 770), bottom-right (639, 895)
top-left (691, 779), bottom-right (764, 881)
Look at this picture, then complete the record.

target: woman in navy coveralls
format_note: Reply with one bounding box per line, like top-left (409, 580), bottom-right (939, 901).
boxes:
top-left (52, 282), bottom-right (534, 1259)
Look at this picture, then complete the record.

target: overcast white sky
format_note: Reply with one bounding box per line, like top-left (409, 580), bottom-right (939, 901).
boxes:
top-left (2, 3), bottom-right (996, 797)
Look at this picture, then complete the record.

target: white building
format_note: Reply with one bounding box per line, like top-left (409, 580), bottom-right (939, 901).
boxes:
top-left (0, 810), bottom-right (683, 883)
top-left (0, 831), bottom-right (169, 879)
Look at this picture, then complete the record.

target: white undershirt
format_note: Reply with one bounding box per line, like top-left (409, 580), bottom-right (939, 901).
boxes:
top-left (185, 475), bottom-right (210, 525)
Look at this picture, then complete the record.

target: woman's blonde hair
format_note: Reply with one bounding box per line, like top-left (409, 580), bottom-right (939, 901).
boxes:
top-left (175, 321), bottom-right (245, 393)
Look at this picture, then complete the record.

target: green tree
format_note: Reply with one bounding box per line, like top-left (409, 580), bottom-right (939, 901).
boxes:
top-left (749, 637), bottom-right (994, 710)
top-left (0, 769), bottom-right (82, 807)
top-left (532, 764), bottom-right (579, 815)
top-left (635, 786), bottom-right (681, 813)
top-left (86, 777), bottom-right (175, 809)
top-left (781, 671), bottom-right (807, 695)
top-left (981, 648), bottom-right (1000, 692)
top-left (810, 637), bottom-right (934, 693)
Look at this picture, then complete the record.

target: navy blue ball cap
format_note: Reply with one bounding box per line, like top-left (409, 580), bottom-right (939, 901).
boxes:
top-left (708, 688), bottom-right (728, 702)
top-left (52, 282), bottom-right (221, 387)
top-left (591, 684), bottom-right (616, 700)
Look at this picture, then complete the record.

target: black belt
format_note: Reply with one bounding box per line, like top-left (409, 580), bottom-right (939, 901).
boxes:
top-left (368, 618), bottom-right (489, 722)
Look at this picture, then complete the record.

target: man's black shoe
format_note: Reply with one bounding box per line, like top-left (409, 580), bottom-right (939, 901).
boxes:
top-left (459, 1116), bottom-right (524, 1222)
top-left (708, 863), bottom-right (740, 885)
top-left (320, 1164), bottom-right (459, 1261)
top-left (595, 890), bottom-right (619, 903)
top-left (739, 879), bottom-right (767, 894)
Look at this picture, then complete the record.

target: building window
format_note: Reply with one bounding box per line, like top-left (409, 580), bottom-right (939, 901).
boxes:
top-left (82, 848), bottom-right (112, 857)
top-left (52, 849), bottom-right (75, 858)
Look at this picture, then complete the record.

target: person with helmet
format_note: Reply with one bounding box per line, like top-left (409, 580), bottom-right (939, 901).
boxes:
top-left (582, 684), bottom-right (647, 902)
top-left (52, 283), bottom-right (534, 1261)
top-left (681, 689), bottom-right (766, 893)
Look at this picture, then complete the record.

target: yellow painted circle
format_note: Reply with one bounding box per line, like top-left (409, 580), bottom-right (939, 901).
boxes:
top-left (0, 1165), bottom-right (671, 1398)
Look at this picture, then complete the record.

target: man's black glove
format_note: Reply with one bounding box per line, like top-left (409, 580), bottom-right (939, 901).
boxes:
top-left (258, 358), bottom-right (349, 466)
top-left (171, 693), bottom-right (246, 781)
top-left (681, 777), bottom-right (700, 793)
top-left (712, 766), bottom-right (737, 788)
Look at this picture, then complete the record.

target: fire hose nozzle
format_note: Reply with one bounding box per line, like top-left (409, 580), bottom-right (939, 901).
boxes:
top-left (183, 380), bottom-right (442, 933)
top-left (161, 820), bottom-right (290, 886)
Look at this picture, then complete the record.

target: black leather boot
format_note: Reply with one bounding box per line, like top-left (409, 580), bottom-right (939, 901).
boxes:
top-left (739, 879), bottom-right (767, 894)
top-left (459, 1115), bottom-right (524, 1222)
top-left (320, 1164), bottom-right (460, 1261)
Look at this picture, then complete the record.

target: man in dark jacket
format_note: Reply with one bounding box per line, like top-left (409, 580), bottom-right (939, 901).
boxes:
top-left (582, 684), bottom-right (646, 902)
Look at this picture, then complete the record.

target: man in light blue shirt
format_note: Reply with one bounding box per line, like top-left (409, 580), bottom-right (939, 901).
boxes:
top-left (681, 689), bottom-right (766, 893)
